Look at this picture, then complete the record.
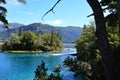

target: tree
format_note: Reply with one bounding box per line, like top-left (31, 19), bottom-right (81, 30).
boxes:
top-left (75, 23), bottom-right (105, 80)
top-left (100, 0), bottom-right (120, 33)
top-left (21, 31), bottom-right (36, 50)
top-left (0, 0), bottom-right (8, 28)
top-left (56, 32), bottom-right (62, 40)
top-left (34, 61), bottom-right (62, 80)
top-left (18, 27), bottom-right (23, 36)
top-left (87, 0), bottom-right (120, 80)
top-left (101, 0), bottom-right (117, 26)
top-left (50, 29), bottom-right (54, 46)
top-left (40, 33), bottom-right (63, 51)
top-left (34, 61), bottom-right (48, 80)
top-left (0, 0), bottom-right (26, 28)
top-left (116, 0), bottom-right (120, 33)
top-left (42, 0), bottom-right (120, 80)
top-left (66, 21), bottom-right (119, 80)
top-left (2, 31), bottom-right (63, 51)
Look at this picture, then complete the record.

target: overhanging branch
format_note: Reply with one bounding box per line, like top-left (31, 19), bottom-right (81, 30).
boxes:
top-left (87, 13), bottom-right (94, 17)
top-left (42, 0), bottom-right (61, 20)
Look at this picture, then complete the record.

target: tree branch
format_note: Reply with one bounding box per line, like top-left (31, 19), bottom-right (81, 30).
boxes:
top-left (18, 0), bottom-right (26, 4)
top-left (42, 0), bottom-right (61, 20)
top-left (87, 13), bottom-right (94, 17)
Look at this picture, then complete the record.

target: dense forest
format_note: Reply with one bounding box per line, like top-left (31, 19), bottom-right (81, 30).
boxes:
top-left (2, 30), bottom-right (63, 52)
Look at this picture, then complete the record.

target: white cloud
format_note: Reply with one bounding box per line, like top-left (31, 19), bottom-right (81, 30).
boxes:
top-left (47, 20), bottom-right (63, 26)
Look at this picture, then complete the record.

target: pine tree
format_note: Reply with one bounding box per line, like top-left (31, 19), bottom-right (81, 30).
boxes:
top-left (18, 27), bottom-right (23, 36)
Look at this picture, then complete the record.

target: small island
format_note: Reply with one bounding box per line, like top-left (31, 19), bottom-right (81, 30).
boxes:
top-left (2, 29), bottom-right (63, 53)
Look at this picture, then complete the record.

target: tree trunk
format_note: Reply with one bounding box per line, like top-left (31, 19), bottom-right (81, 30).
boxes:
top-left (117, 0), bottom-right (120, 33)
top-left (87, 0), bottom-right (120, 80)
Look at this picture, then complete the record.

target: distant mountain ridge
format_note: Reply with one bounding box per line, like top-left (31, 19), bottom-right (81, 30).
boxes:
top-left (0, 23), bottom-right (24, 32)
top-left (0, 23), bottom-right (82, 43)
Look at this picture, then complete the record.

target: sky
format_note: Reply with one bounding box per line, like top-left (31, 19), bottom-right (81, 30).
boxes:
top-left (3, 0), bottom-right (94, 27)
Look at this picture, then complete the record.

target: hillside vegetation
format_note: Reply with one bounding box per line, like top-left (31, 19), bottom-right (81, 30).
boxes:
top-left (2, 30), bottom-right (63, 52)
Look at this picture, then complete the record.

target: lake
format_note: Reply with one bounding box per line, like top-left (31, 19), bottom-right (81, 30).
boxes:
top-left (0, 46), bottom-right (82, 80)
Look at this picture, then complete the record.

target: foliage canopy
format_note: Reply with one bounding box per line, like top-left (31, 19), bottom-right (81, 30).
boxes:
top-left (2, 30), bottom-right (63, 52)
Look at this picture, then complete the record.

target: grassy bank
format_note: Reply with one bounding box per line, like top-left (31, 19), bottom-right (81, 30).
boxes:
top-left (4, 50), bottom-right (61, 54)
top-left (5, 50), bottom-right (42, 53)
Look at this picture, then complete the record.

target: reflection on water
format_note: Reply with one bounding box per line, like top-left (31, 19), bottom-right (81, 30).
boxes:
top-left (0, 47), bottom-right (82, 80)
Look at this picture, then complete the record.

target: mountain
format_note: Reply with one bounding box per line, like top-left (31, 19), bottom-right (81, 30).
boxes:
top-left (0, 23), bottom-right (24, 32)
top-left (0, 23), bottom-right (82, 43)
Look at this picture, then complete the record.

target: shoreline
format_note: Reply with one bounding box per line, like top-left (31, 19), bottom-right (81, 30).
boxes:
top-left (3, 50), bottom-right (61, 54)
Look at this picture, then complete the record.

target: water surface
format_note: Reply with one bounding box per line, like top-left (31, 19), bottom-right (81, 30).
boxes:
top-left (0, 47), bottom-right (82, 80)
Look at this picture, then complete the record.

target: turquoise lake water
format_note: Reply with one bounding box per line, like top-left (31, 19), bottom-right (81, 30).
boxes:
top-left (0, 46), bottom-right (82, 80)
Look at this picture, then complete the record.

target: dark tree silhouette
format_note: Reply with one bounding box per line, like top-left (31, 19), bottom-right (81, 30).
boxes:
top-left (0, 0), bottom-right (8, 28)
top-left (0, 0), bottom-right (26, 28)
top-left (117, 0), bottom-right (120, 33)
top-left (87, 1), bottom-right (120, 80)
